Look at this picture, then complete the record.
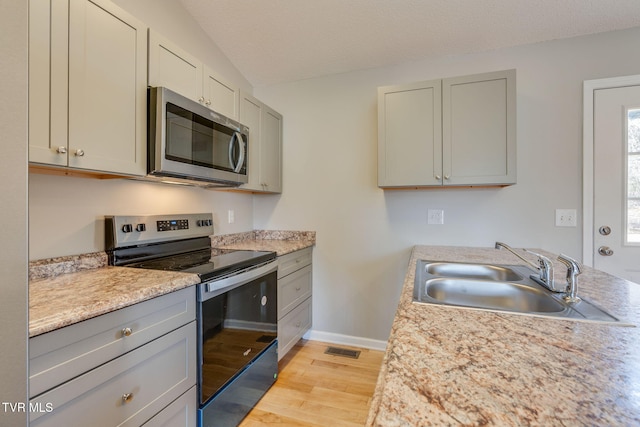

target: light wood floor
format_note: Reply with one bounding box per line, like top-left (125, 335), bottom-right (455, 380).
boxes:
top-left (239, 340), bottom-right (385, 426)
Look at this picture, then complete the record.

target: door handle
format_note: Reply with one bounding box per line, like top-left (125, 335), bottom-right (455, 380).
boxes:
top-left (598, 246), bottom-right (614, 256)
top-left (599, 226), bottom-right (612, 236)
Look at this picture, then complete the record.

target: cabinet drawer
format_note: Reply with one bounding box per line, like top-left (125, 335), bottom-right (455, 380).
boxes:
top-left (278, 298), bottom-right (312, 360)
top-left (278, 247), bottom-right (312, 279)
top-left (142, 386), bottom-right (197, 427)
top-left (30, 286), bottom-right (196, 398)
top-left (30, 322), bottom-right (197, 427)
top-left (278, 264), bottom-right (312, 319)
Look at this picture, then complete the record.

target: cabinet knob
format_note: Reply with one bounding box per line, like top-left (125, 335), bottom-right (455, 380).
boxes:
top-left (444, 175), bottom-right (450, 180)
top-left (435, 175), bottom-right (442, 181)
top-left (205, 99), bottom-right (211, 106)
top-left (121, 327), bottom-right (133, 337)
top-left (56, 146), bottom-right (67, 154)
top-left (198, 97), bottom-right (205, 103)
top-left (122, 393), bottom-right (134, 404)
top-left (74, 149), bottom-right (85, 157)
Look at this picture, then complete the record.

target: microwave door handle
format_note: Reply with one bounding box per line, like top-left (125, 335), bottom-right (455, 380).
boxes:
top-left (228, 131), bottom-right (245, 173)
top-left (235, 132), bottom-right (246, 173)
top-left (228, 133), bottom-right (236, 171)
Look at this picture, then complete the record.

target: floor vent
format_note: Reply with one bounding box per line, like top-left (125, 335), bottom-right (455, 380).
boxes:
top-left (325, 346), bottom-right (361, 359)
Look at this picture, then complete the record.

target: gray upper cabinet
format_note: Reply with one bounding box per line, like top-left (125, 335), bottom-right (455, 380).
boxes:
top-left (238, 90), bottom-right (283, 193)
top-left (378, 69), bottom-right (516, 188)
top-left (148, 30), bottom-right (239, 120)
top-left (29, 0), bottom-right (147, 177)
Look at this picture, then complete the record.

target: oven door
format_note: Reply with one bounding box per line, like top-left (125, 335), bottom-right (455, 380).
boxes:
top-left (198, 261), bottom-right (278, 406)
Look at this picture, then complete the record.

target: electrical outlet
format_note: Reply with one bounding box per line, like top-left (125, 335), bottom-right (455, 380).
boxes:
top-left (228, 209), bottom-right (235, 224)
top-left (555, 209), bottom-right (577, 227)
top-left (427, 209), bottom-right (444, 225)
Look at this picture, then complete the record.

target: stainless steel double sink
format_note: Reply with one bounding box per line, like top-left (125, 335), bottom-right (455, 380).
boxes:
top-left (413, 260), bottom-right (632, 325)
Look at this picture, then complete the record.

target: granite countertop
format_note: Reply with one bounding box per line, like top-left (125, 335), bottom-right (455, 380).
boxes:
top-left (29, 230), bottom-right (315, 337)
top-left (211, 230), bottom-right (316, 256)
top-left (29, 266), bottom-right (199, 337)
top-left (366, 245), bottom-right (640, 426)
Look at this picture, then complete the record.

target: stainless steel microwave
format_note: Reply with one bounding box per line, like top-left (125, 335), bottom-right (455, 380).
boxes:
top-left (147, 86), bottom-right (248, 187)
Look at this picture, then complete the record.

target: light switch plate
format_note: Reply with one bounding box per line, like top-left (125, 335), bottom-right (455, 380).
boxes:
top-left (555, 209), bottom-right (577, 227)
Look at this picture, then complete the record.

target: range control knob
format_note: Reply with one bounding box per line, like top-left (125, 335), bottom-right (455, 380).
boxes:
top-left (197, 219), bottom-right (212, 227)
top-left (135, 223), bottom-right (146, 232)
top-left (122, 224), bottom-right (133, 233)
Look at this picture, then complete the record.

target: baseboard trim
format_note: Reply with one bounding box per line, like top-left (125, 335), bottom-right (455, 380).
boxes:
top-left (303, 329), bottom-right (388, 351)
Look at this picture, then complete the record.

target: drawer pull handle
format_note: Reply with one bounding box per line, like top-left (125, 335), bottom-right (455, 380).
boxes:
top-left (121, 327), bottom-right (133, 337)
top-left (122, 393), bottom-right (134, 404)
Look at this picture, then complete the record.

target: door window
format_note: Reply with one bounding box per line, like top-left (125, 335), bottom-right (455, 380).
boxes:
top-left (627, 108), bottom-right (640, 244)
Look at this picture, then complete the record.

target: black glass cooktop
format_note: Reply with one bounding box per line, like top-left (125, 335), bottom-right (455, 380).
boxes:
top-left (126, 249), bottom-right (276, 281)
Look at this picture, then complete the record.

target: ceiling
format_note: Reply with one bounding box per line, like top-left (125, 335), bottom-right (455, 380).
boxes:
top-left (178, 0), bottom-right (640, 87)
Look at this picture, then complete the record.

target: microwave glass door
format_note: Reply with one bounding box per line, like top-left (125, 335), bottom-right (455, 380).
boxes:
top-left (165, 102), bottom-right (245, 173)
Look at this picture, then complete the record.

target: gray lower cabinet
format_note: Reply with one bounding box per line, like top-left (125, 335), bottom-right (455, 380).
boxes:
top-left (29, 287), bottom-right (197, 427)
top-left (277, 248), bottom-right (313, 360)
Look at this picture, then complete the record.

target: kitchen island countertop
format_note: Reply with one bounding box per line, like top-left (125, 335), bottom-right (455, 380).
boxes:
top-left (367, 245), bottom-right (640, 426)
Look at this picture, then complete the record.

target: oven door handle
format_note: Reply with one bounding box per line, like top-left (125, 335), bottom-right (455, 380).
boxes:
top-left (200, 260), bottom-right (277, 301)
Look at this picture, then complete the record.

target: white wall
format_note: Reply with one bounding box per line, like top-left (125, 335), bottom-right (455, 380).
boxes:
top-left (254, 27), bottom-right (640, 343)
top-left (0, 0), bottom-right (28, 423)
top-left (29, 0), bottom-right (255, 260)
top-left (29, 175), bottom-right (254, 260)
top-left (112, 0), bottom-right (252, 93)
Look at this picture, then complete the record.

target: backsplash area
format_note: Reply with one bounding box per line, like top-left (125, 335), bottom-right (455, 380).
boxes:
top-left (29, 230), bottom-right (316, 280)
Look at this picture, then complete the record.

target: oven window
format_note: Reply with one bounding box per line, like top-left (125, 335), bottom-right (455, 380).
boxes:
top-left (200, 270), bottom-right (277, 404)
top-left (165, 102), bottom-right (246, 173)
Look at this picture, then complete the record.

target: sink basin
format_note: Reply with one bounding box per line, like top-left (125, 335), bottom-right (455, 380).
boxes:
top-left (413, 260), bottom-right (632, 325)
top-left (423, 261), bottom-right (523, 281)
top-left (424, 278), bottom-right (565, 313)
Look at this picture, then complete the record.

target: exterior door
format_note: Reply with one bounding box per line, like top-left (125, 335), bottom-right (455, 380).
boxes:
top-left (592, 84), bottom-right (640, 283)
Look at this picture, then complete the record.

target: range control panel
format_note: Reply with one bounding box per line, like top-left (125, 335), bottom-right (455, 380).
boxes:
top-left (105, 213), bottom-right (214, 250)
top-left (157, 219), bottom-right (190, 232)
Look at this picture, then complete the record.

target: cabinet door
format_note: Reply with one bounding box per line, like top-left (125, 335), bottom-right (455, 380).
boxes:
top-left (278, 298), bottom-right (311, 360)
top-left (67, 0), bottom-right (147, 176)
top-left (238, 92), bottom-right (283, 193)
top-left (378, 80), bottom-right (442, 187)
top-left (148, 30), bottom-right (203, 102)
top-left (442, 69), bottom-right (516, 186)
top-left (30, 287), bottom-right (196, 398)
top-left (28, 0), bottom-right (69, 166)
top-left (30, 322), bottom-right (196, 427)
top-left (261, 105), bottom-right (283, 192)
top-left (278, 265), bottom-right (312, 319)
top-left (204, 66), bottom-right (239, 119)
top-left (142, 386), bottom-right (197, 427)
top-left (239, 91), bottom-right (264, 191)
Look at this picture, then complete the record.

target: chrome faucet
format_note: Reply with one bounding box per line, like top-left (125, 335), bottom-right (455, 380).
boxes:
top-left (494, 242), bottom-right (557, 291)
top-left (557, 254), bottom-right (582, 303)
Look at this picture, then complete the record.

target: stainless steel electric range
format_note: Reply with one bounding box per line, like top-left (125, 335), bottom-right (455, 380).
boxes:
top-left (105, 213), bottom-right (278, 427)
